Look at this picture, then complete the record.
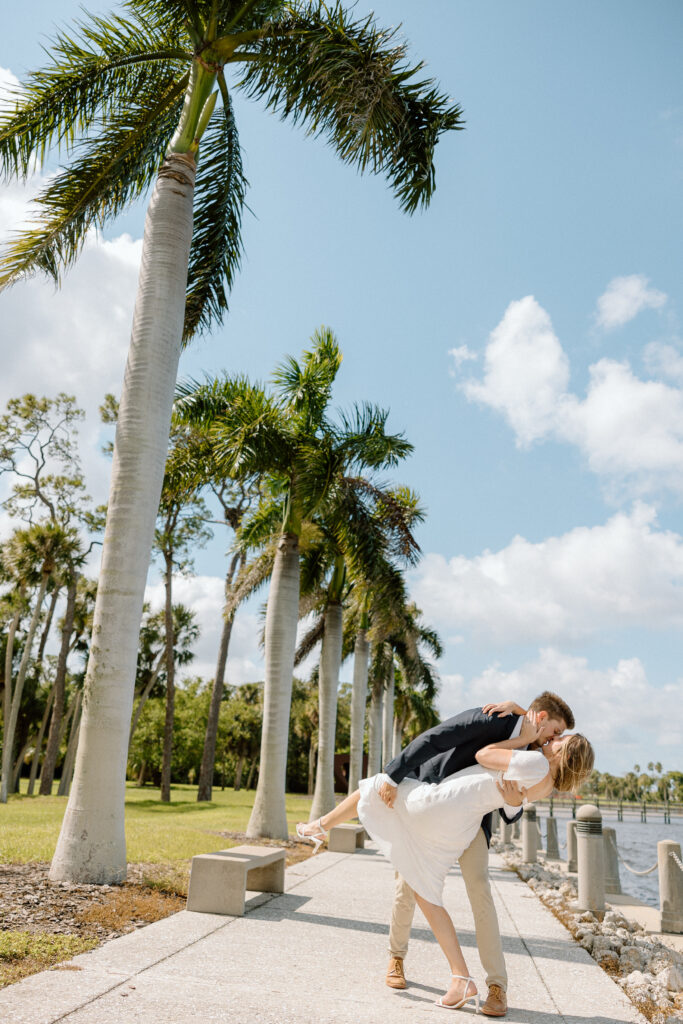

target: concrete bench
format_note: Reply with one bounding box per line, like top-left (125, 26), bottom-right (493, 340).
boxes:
top-left (328, 823), bottom-right (366, 854)
top-left (186, 844), bottom-right (285, 917)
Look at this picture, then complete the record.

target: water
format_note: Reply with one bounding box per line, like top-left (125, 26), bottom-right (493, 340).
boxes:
top-left (542, 808), bottom-right (683, 907)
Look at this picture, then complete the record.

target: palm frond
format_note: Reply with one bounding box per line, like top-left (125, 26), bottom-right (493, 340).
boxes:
top-left (238, 495), bottom-right (285, 549)
top-left (293, 612), bottom-right (324, 665)
top-left (0, 71), bottom-right (187, 287)
top-left (272, 326), bottom-right (342, 427)
top-left (236, 2), bottom-right (464, 213)
top-left (174, 373), bottom-right (260, 426)
top-left (224, 541), bottom-right (276, 615)
top-left (0, 10), bottom-right (189, 179)
top-left (182, 80), bottom-right (247, 340)
top-left (342, 477), bottom-right (422, 565)
top-left (334, 401), bottom-right (413, 470)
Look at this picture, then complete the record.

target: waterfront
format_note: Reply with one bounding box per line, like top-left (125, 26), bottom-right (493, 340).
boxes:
top-left (546, 807), bottom-right (683, 907)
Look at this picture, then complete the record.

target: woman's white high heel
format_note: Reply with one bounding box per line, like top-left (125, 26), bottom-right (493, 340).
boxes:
top-left (435, 974), bottom-right (479, 1012)
top-left (295, 818), bottom-right (328, 853)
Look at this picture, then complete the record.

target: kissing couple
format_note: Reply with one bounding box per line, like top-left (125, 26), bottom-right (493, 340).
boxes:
top-left (297, 691), bottom-right (594, 1016)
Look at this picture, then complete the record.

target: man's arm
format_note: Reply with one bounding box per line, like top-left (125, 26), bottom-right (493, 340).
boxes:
top-left (384, 708), bottom-right (514, 785)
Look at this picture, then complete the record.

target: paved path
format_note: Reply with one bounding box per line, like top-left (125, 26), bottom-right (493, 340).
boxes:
top-left (0, 842), bottom-right (646, 1024)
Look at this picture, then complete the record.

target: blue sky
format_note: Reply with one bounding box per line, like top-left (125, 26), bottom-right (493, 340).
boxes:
top-left (2, 1), bottom-right (683, 772)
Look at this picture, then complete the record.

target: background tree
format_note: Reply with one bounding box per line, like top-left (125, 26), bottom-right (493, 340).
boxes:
top-left (178, 330), bottom-right (413, 837)
top-left (1, 0), bottom-right (462, 883)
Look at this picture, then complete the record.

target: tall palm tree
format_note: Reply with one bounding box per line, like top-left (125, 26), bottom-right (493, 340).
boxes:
top-left (1, 0), bottom-right (462, 882)
top-left (295, 490), bottom-right (423, 820)
top-left (176, 329), bottom-right (412, 836)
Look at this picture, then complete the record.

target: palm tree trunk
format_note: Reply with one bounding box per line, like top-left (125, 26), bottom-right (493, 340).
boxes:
top-left (367, 676), bottom-right (383, 776)
top-left (1, 574), bottom-right (49, 803)
top-left (27, 684), bottom-right (55, 795)
top-left (246, 532), bottom-right (299, 839)
top-left (160, 551), bottom-right (175, 803)
top-left (58, 691), bottom-right (83, 797)
top-left (12, 740), bottom-right (31, 792)
top-left (246, 759), bottom-right (258, 790)
top-left (309, 602), bottom-right (343, 821)
top-left (128, 649), bottom-right (165, 744)
top-left (233, 750), bottom-right (245, 791)
top-left (197, 550), bottom-right (241, 802)
top-left (307, 741), bottom-right (316, 796)
top-left (49, 152), bottom-right (196, 883)
top-left (35, 585), bottom-right (60, 667)
top-left (40, 578), bottom-right (78, 795)
top-left (382, 670), bottom-right (394, 771)
top-left (392, 713), bottom-right (404, 759)
top-left (348, 629), bottom-right (369, 792)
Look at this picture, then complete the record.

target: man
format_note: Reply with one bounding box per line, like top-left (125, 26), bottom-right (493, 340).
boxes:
top-left (380, 691), bottom-right (574, 1018)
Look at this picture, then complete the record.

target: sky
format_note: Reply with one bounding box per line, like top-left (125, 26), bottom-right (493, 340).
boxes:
top-left (1, 1), bottom-right (683, 774)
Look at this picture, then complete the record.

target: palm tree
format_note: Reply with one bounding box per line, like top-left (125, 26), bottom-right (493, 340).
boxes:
top-left (1, 522), bottom-right (79, 801)
top-left (295, 490), bottom-right (423, 820)
top-left (176, 329), bottom-right (412, 836)
top-left (366, 597), bottom-right (442, 772)
top-left (1, 0), bottom-right (462, 882)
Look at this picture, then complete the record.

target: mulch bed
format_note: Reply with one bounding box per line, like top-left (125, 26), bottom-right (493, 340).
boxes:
top-left (0, 834), bottom-right (313, 945)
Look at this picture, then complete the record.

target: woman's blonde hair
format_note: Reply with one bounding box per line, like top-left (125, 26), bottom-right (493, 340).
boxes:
top-left (553, 734), bottom-right (594, 793)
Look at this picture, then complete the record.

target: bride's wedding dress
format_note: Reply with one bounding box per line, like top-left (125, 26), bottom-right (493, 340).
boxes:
top-left (357, 749), bottom-right (549, 906)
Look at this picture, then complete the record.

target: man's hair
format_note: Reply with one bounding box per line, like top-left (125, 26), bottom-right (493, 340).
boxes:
top-left (554, 734), bottom-right (594, 793)
top-left (528, 691), bottom-right (575, 730)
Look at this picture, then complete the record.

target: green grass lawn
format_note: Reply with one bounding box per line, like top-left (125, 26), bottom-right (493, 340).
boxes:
top-left (0, 782), bottom-right (314, 863)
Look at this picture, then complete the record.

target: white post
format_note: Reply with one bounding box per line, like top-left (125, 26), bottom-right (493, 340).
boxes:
top-left (546, 817), bottom-right (560, 860)
top-left (567, 820), bottom-right (578, 872)
top-left (577, 804), bottom-right (605, 913)
top-left (603, 827), bottom-right (622, 894)
top-left (658, 840), bottom-right (683, 934)
top-left (522, 805), bottom-right (537, 863)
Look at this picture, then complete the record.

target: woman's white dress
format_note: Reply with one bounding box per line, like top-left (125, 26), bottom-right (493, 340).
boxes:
top-left (357, 750), bottom-right (550, 906)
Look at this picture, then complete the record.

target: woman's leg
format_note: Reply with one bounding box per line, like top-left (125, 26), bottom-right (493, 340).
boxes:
top-left (414, 892), bottom-right (478, 1006)
top-left (297, 789), bottom-right (361, 835)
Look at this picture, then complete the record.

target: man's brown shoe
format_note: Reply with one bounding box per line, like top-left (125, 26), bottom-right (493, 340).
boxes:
top-left (385, 957), bottom-right (407, 989)
top-left (481, 984), bottom-right (507, 1017)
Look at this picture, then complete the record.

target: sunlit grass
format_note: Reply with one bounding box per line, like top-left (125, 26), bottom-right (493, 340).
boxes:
top-left (0, 781), bottom-right (314, 863)
top-left (0, 932), bottom-right (97, 989)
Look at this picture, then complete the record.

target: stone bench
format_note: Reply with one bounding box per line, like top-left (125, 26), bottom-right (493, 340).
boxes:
top-left (328, 823), bottom-right (366, 854)
top-left (186, 845), bottom-right (285, 917)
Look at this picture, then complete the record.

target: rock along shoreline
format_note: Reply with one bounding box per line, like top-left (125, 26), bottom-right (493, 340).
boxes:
top-left (492, 837), bottom-right (683, 1024)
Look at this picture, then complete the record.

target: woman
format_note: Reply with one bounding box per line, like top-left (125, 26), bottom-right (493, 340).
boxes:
top-left (297, 719), bottom-right (594, 1011)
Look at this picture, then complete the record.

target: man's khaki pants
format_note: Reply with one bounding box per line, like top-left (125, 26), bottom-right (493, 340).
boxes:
top-left (388, 829), bottom-right (507, 991)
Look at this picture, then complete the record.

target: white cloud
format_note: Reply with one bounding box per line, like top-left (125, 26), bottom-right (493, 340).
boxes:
top-left (411, 504), bottom-right (683, 646)
top-left (438, 648), bottom-right (683, 774)
top-left (448, 345), bottom-right (477, 374)
top-left (0, 66), bottom-right (20, 111)
top-left (463, 296), bottom-right (572, 446)
top-left (0, 188), bottom-right (142, 506)
top-left (643, 341), bottom-right (683, 384)
top-left (595, 274), bottom-right (667, 330)
top-left (461, 296), bottom-right (683, 496)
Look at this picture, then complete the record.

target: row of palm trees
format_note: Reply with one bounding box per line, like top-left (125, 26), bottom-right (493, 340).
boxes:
top-left (0, 0), bottom-right (463, 882)
top-left (173, 328), bottom-right (441, 835)
top-left (0, 335), bottom-right (442, 839)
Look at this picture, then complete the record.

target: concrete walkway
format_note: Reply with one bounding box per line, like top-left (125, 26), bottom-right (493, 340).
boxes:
top-left (0, 842), bottom-right (646, 1024)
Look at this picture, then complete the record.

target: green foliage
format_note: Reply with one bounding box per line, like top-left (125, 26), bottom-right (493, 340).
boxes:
top-left (237, 2), bottom-right (465, 213)
top-left (1, 0), bottom-right (461, 336)
top-left (0, 393), bottom-right (90, 528)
